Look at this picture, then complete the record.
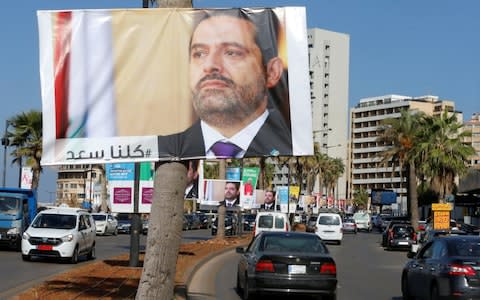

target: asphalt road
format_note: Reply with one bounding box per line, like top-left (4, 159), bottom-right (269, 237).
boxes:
top-left (0, 229), bottom-right (211, 299)
top-left (188, 230), bottom-right (409, 300)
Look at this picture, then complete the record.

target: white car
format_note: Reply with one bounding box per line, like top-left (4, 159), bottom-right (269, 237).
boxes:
top-left (254, 211), bottom-right (291, 236)
top-left (315, 213), bottom-right (343, 245)
top-left (21, 207), bottom-right (96, 263)
top-left (92, 213), bottom-right (118, 236)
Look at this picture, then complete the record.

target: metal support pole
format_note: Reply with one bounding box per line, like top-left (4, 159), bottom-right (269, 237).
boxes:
top-left (2, 120), bottom-right (9, 187)
top-left (129, 162), bottom-right (141, 267)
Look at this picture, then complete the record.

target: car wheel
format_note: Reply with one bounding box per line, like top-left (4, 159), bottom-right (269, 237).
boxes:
top-left (242, 274), bottom-right (252, 300)
top-left (114, 228), bottom-right (118, 236)
top-left (236, 273), bottom-right (243, 294)
top-left (337, 240), bottom-right (342, 245)
top-left (70, 246), bottom-right (79, 264)
top-left (22, 254), bottom-right (31, 261)
top-left (401, 274), bottom-right (413, 300)
top-left (430, 283), bottom-right (440, 300)
top-left (87, 243), bottom-right (96, 260)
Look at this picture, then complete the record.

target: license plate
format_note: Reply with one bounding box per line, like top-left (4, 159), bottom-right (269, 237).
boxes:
top-left (288, 265), bottom-right (306, 274)
top-left (37, 245), bottom-right (53, 251)
top-left (398, 241), bottom-right (409, 245)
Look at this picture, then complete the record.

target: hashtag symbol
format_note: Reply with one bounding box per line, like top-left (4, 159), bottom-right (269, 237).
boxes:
top-left (145, 149), bottom-right (151, 157)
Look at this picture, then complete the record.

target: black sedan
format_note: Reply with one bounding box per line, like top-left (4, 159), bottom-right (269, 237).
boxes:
top-left (236, 231), bottom-right (337, 300)
top-left (402, 236), bottom-right (480, 300)
top-left (386, 224), bottom-right (417, 251)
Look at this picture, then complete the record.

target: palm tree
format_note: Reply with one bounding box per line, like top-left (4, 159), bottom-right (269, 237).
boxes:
top-left (377, 110), bottom-right (423, 230)
top-left (416, 111), bottom-right (475, 201)
top-left (6, 110), bottom-right (43, 190)
top-left (136, 1), bottom-right (193, 299)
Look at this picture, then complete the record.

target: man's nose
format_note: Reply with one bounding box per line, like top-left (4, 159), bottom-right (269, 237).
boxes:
top-left (203, 50), bottom-right (223, 73)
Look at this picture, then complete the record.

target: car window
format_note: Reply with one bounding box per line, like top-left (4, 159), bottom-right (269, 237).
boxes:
top-left (419, 242), bottom-right (434, 259)
top-left (258, 216), bottom-right (273, 228)
top-left (261, 235), bottom-right (328, 253)
top-left (32, 214), bottom-right (77, 229)
top-left (449, 240), bottom-right (480, 257)
top-left (431, 240), bottom-right (447, 259)
top-left (274, 216), bottom-right (285, 229)
top-left (319, 215), bottom-right (340, 225)
top-left (92, 214), bottom-right (107, 221)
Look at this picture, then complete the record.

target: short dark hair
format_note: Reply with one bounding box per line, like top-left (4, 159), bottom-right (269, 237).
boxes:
top-left (225, 181), bottom-right (240, 190)
top-left (190, 8), bottom-right (281, 67)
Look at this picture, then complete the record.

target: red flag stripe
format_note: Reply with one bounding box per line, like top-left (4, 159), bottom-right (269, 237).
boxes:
top-left (53, 11), bottom-right (71, 139)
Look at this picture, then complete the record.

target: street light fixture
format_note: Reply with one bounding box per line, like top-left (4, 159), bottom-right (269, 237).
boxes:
top-left (2, 120), bottom-right (11, 188)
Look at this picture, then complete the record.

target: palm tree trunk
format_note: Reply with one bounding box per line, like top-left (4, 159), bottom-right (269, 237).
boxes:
top-left (408, 161), bottom-right (419, 230)
top-left (136, 1), bottom-right (192, 299)
top-left (136, 162), bottom-right (187, 299)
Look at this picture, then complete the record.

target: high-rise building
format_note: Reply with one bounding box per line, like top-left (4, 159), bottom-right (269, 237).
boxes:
top-left (272, 28), bottom-right (351, 196)
top-left (464, 113), bottom-right (480, 169)
top-left (349, 94), bottom-right (461, 214)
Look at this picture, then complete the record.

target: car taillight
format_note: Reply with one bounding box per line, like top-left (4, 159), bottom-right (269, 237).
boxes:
top-left (256, 260), bottom-right (275, 272)
top-left (448, 264), bottom-right (476, 276)
top-left (412, 232), bottom-right (417, 241)
top-left (320, 262), bottom-right (336, 274)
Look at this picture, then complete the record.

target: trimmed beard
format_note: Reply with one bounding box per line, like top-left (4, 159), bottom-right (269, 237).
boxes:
top-left (192, 75), bottom-right (267, 128)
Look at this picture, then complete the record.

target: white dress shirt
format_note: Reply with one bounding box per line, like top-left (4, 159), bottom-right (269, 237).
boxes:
top-left (202, 110), bottom-right (269, 158)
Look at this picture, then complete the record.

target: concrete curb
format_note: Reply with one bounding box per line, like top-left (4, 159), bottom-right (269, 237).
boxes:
top-left (173, 241), bottom-right (250, 300)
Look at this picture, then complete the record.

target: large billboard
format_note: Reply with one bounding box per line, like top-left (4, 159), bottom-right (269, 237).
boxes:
top-left (38, 7), bottom-right (312, 165)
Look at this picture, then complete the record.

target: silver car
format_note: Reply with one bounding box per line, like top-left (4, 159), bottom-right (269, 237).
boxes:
top-left (91, 213), bottom-right (118, 236)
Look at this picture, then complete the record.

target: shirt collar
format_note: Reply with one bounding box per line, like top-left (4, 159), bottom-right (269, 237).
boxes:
top-left (202, 110), bottom-right (269, 158)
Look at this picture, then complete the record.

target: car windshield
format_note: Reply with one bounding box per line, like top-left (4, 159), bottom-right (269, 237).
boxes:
top-left (32, 214), bottom-right (77, 229)
top-left (319, 215), bottom-right (340, 225)
top-left (261, 234), bottom-right (327, 253)
top-left (92, 214), bottom-right (107, 221)
top-left (449, 240), bottom-right (480, 257)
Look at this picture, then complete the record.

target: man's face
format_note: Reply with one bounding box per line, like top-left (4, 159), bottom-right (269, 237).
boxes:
top-left (224, 182), bottom-right (239, 201)
top-left (189, 15), bottom-right (268, 129)
top-left (265, 192), bottom-right (274, 204)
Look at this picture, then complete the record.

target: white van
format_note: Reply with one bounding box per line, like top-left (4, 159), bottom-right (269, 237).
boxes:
top-left (353, 211), bottom-right (372, 232)
top-left (254, 211), bottom-right (290, 236)
top-left (315, 213), bottom-right (343, 244)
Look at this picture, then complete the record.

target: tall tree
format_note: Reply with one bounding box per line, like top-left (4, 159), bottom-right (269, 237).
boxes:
top-left (417, 111), bottom-right (475, 201)
top-left (377, 110), bottom-right (423, 230)
top-left (136, 1), bottom-right (193, 299)
top-left (7, 110), bottom-right (43, 190)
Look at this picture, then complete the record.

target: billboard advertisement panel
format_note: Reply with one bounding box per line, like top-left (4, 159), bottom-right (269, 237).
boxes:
top-left (38, 7), bottom-right (312, 165)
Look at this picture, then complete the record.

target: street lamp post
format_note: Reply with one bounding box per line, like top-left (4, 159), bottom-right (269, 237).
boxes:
top-left (2, 120), bottom-right (11, 188)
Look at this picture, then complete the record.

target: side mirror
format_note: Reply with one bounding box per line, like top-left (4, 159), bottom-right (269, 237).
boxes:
top-left (236, 246), bottom-right (245, 254)
top-left (79, 224), bottom-right (87, 231)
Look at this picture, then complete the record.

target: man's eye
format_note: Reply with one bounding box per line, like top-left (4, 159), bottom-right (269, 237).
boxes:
top-left (192, 50), bottom-right (207, 59)
top-left (225, 49), bottom-right (244, 57)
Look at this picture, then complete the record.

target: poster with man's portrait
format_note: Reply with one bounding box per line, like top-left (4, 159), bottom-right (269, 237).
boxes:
top-left (38, 7), bottom-right (312, 165)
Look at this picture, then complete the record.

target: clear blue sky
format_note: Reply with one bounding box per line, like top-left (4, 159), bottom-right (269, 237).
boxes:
top-left (1, 0), bottom-right (479, 202)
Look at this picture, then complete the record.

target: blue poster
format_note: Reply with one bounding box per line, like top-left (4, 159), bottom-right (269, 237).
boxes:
top-left (277, 186), bottom-right (289, 205)
top-left (106, 163), bottom-right (135, 181)
top-left (226, 167), bottom-right (241, 180)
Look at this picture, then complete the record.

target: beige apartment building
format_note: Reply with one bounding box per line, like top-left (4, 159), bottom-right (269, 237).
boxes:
top-left (349, 95), bottom-right (462, 215)
top-left (56, 164), bottom-right (102, 209)
top-left (464, 112), bottom-right (480, 169)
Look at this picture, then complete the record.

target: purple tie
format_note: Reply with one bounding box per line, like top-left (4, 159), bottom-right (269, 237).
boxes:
top-left (210, 141), bottom-right (242, 157)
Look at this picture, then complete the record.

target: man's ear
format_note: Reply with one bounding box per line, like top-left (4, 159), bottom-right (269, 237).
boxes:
top-left (265, 57), bottom-right (284, 88)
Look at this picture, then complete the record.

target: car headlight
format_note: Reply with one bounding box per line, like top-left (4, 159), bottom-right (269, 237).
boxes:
top-left (22, 232), bottom-right (30, 240)
top-left (7, 227), bottom-right (20, 235)
top-left (61, 234), bottom-right (74, 242)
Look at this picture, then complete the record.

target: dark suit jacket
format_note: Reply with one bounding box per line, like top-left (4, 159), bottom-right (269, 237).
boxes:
top-left (260, 203), bottom-right (280, 210)
top-left (158, 109), bottom-right (292, 159)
